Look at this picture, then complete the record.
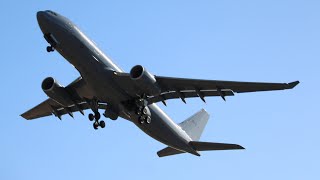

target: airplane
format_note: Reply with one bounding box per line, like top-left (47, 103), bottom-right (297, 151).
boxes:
top-left (21, 10), bottom-right (299, 157)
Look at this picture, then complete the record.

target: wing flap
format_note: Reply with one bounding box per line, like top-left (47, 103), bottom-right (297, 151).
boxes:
top-left (148, 89), bottom-right (234, 104)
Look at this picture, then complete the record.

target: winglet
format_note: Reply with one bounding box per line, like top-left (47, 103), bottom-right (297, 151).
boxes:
top-left (288, 81), bottom-right (300, 89)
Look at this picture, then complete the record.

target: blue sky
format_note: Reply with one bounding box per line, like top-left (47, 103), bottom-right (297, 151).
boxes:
top-left (0, 0), bottom-right (319, 179)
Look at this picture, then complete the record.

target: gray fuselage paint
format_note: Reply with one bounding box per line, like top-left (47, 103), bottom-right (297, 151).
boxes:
top-left (36, 11), bottom-right (197, 155)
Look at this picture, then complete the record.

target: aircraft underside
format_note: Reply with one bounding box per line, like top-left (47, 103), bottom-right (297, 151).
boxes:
top-left (21, 10), bottom-right (299, 157)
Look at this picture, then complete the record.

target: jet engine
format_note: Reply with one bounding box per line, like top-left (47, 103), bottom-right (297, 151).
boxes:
top-left (41, 77), bottom-right (74, 106)
top-left (130, 65), bottom-right (161, 96)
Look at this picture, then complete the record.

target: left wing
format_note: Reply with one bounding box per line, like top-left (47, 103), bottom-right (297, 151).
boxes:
top-left (113, 72), bottom-right (299, 104)
top-left (21, 99), bottom-right (108, 120)
top-left (21, 77), bottom-right (96, 120)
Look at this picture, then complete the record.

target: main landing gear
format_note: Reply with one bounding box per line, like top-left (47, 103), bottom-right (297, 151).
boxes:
top-left (88, 111), bottom-right (106, 130)
top-left (136, 106), bottom-right (152, 124)
top-left (86, 98), bottom-right (106, 130)
top-left (135, 98), bottom-right (152, 125)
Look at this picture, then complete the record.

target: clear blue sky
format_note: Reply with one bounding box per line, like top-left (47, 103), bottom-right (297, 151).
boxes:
top-left (0, 0), bottom-right (318, 179)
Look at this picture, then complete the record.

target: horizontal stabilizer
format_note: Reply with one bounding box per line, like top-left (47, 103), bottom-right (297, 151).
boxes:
top-left (157, 147), bottom-right (185, 157)
top-left (190, 141), bottom-right (245, 151)
top-left (288, 81), bottom-right (300, 89)
top-left (157, 141), bottom-right (244, 157)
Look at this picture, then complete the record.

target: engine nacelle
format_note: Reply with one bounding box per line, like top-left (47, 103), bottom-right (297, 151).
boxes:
top-left (41, 77), bottom-right (74, 106)
top-left (130, 65), bottom-right (161, 96)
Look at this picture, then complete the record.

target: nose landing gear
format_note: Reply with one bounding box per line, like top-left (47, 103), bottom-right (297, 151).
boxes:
top-left (44, 33), bottom-right (57, 53)
top-left (46, 46), bottom-right (54, 52)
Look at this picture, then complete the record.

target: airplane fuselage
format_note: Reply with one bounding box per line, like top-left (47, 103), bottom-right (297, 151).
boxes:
top-left (36, 11), bottom-right (199, 155)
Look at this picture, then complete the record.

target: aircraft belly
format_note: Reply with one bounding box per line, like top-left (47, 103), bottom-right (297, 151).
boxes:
top-left (53, 28), bottom-right (129, 104)
top-left (30, 11), bottom-right (300, 157)
top-left (49, 21), bottom-right (193, 152)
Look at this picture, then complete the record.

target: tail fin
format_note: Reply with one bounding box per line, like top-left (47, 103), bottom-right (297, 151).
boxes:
top-left (157, 109), bottom-right (244, 158)
top-left (178, 109), bottom-right (209, 141)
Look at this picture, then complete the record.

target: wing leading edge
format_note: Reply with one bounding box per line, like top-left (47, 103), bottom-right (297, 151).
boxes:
top-left (113, 72), bottom-right (299, 104)
top-left (155, 76), bottom-right (299, 93)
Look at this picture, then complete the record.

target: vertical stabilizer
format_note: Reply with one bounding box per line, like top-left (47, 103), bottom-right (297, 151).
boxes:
top-left (178, 109), bottom-right (209, 141)
top-left (157, 109), bottom-right (244, 157)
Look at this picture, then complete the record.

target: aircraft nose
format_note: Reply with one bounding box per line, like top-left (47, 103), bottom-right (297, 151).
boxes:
top-left (37, 11), bottom-right (52, 34)
top-left (36, 11), bottom-right (45, 22)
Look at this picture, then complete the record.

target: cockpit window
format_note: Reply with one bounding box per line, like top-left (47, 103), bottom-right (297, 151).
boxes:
top-left (46, 10), bottom-right (58, 16)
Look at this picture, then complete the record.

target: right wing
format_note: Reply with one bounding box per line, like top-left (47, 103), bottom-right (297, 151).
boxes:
top-left (148, 89), bottom-right (234, 104)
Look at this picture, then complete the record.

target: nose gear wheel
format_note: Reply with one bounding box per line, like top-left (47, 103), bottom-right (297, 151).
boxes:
top-left (46, 46), bottom-right (54, 52)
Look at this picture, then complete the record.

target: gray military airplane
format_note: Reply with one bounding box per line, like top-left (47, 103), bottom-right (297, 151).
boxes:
top-left (21, 10), bottom-right (299, 157)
